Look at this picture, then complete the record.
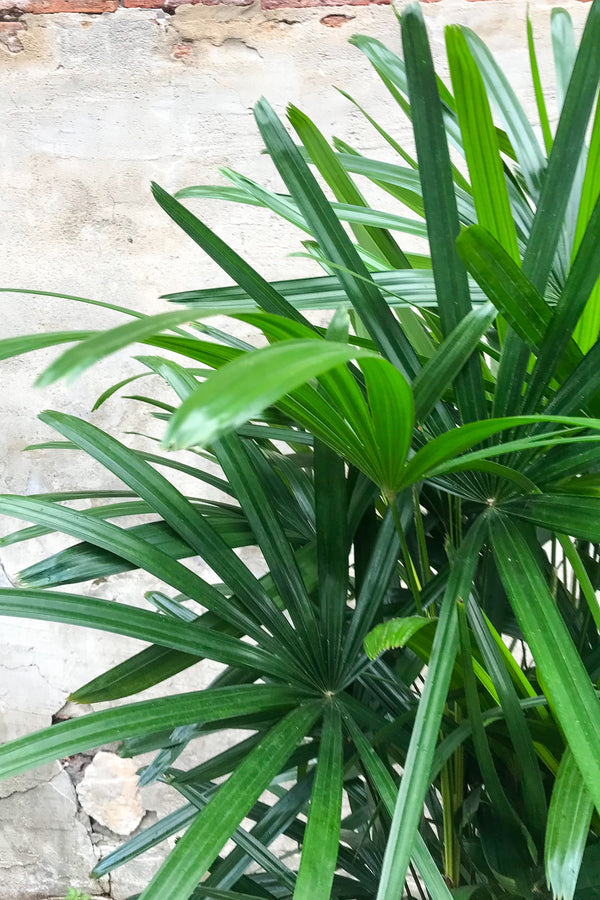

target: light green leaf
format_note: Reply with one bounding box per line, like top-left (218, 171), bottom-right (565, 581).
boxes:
top-left (364, 616), bottom-right (435, 660)
top-left (361, 357), bottom-right (414, 493)
top-left (163, 339), bottom-right (376, 451)
top-left (527, 11), bottom-right (552, 154)
top-left (412, 302), bottom-right (495, 423)
top-left (0, 331), bottom-right (92, 362)
top-left (446, 26), bottom-right (519, 263)
top-left (36, 311), bottom-right (199, 387)
top-left (572, 101), bottom-right (600, 352)
top-left (545, 748), bottom-right (593, 900)
top-left (461, 26), bottom-right (546, 199)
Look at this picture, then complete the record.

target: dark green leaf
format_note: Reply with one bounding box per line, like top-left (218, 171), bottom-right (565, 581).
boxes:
top-left (293, 706), bottom-right (343, 900)
top-left (137, 704), bottom-right (320, 900)
top-left (490, 516), bottom-right (600, 813)
top-left (503, 493), bottom-right (600, 543)
top-left (0, 588), bottom-right (290, 679)
top-left (0, 685), bottom-right (301, 781)
top-left (376, 517), bottom-right (487, 900)
top-left (254, 98), bottom-right (421, 379)
top-left (402, 4), bottom-right (485, 423)
top-left (152, 182), bottom-right (311, 326)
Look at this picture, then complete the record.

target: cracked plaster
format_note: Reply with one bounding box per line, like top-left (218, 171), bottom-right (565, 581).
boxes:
top-left (0, 1), bottom-right (591, 896)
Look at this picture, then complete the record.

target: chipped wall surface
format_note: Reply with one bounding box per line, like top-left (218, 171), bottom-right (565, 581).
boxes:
top-left (0, 1), bottom-right (592, 896)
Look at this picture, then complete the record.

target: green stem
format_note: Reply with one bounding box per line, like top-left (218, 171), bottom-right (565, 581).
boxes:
top-left (551, 536), bottom-right (558, 600)
top-left (413, 486), bottom-right (431, 585)
top-left (389, 493), bottom-right (422, 614)
top-left (448, 494), bottom-right (454, 548)
top-left (439, 760), bottom-right (456, 886)
top-left (558, 533), bottom-right (600, 645)
top-left (439, 711), bottom-right (462, 888)
top-left (447, 495), bottom-right (462, 551)
top-left (455, 496), bottom-right (462, 546)
top-left (451, 704), bottom-right (463, 882)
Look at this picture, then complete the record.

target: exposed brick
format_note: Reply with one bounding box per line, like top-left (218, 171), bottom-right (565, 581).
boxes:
top-left (2, 0), bottom-right (582, 16)
top-left (0, 0), bottom-right (116, 12)
top-left (263, 0), bottom-right (388, 9)
top-left (172, 38), bottom-right (192, 55)
top-left (198, 0), bottom-right (255, 5)
top-left (123, 0), bottom-right (252, 8)
top-left (461, 1), bottom-right (591, 4)
top-left (320, 12), bottom-right (352, 24)
top-left (121, 0), bottom-right (163, 6)
top-left (0, 18), bottom-right (26, 50)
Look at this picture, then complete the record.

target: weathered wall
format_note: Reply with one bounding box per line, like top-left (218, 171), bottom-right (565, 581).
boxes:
top-left (0, 0), bottom-right (592, 896)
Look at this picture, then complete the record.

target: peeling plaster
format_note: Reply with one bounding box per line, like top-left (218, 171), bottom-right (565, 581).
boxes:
top-left (0, 2), bottom-right (591, 896)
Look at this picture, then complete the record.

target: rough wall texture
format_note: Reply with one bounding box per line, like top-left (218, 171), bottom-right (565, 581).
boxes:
top-left (0, 0), bottom-right (591, 897)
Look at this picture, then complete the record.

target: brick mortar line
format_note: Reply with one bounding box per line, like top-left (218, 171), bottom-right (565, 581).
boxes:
top-left (0, 0), bottom-right (590, 18)
top-left (0, 0), bottom-right (384, 15)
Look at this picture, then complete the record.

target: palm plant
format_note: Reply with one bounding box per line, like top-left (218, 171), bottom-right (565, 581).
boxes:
top-left (2, 3), bottom-right (600, 900)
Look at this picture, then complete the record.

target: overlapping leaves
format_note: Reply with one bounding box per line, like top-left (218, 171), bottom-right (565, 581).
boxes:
top-left (2, 3), bottom-right (600, 900)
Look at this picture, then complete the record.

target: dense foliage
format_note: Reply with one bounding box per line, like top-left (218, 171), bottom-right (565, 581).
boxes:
top-left (2, 3), bottom-right (600, 899)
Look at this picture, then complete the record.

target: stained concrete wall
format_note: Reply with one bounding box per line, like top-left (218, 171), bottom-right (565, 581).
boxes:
top-left (0, 1), bottom-right (592, 896)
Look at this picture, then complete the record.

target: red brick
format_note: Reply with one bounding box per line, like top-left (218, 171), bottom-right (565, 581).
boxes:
top-left (31, 1), bottom-right (117, 11)
top-left (0, 0), bottom-right (116, 12)
top-left (197, 0), bottom-right (254, 6)
top-left (263, 0), bottom-right (388, 9)
top-left (0, 18), bottom-right (26, 50)
top-left (121, 0), bottom-right (163, 7)
top-left (172, 38), bottom-right (192, 55)
top-left (123, 0), bottom-right (252, 7)
top-left (465, 0), bottom-right (589, 2)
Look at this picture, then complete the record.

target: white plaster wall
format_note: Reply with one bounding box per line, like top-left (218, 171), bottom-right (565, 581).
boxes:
top-left (0, 1), bottom-right (591, 896)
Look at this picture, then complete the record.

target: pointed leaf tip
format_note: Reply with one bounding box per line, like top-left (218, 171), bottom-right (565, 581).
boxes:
top-left (163, 339), bottom-right (377, 452)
